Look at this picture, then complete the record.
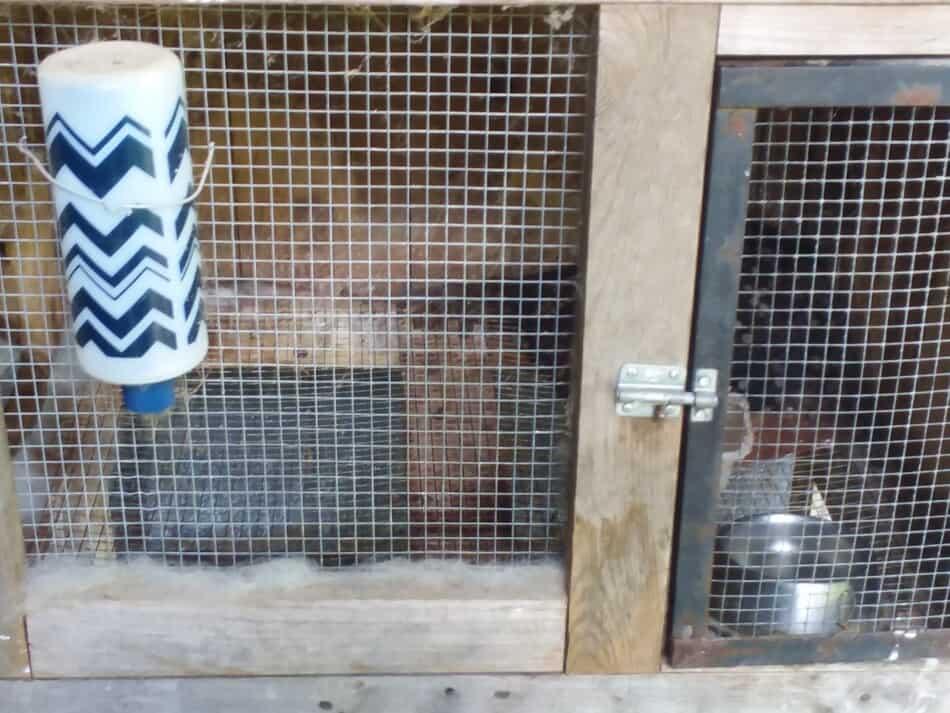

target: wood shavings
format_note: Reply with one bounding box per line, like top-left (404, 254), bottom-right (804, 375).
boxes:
top-left (544, 6), bottom-right (575, 31)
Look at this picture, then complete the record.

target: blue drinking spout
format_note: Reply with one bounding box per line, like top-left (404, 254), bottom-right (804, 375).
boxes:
top-left (122, 379), bottom-right (176, 414)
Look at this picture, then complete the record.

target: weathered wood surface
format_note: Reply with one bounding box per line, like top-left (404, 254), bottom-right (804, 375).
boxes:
top-left (566, 4), bottom-right (718, 674)
top-left (0, 415), bottom-right (29, 678)
top-left (720, 6), bottom-right (950, 55)
top-left (16, 0), bottom-right (950, 6)
top-left (5, 667), bottom-right (950, 713)
top-left (25, 560), bottom-right (566, 677)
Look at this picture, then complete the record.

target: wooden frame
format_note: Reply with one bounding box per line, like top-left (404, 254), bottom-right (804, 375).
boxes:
top-left (1, 0), bottom-right (949, 684)
top-left (566, 4), bottom-right (719, 674)
top-left (0, 413), bottom-right (30, 679)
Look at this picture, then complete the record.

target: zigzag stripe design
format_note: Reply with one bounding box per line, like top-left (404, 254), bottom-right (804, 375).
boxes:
top-left (76, 321), bottom-right (177, 358)
top-left (165, 100), bottom-right (189, 183)
top-left (67, 264), bottom-right (173, 303)
top-left (65, 243), bottom-right (169, 289)
top-left (174, 201), bottom-right (193, 237)
top-left (49, 132), bottom-right (155, 198)
top-left (68, 263), bottom-right (170, 306)
top-left (166, 115), bottom-right (188, 181)
top-left (46, 113), bottom-right (150, 154)
top-left (173, 203), bottom-right (197, 277)
top-left (164, 99), bottom-right (186, 137)
top-left (179, 232), bottom-right (198, 276)
top-left (187, 298), bottom-right (204, 345)
top-left (72, 288), bottom-right (174, 339)
top-left (59, 204), bottom-right (163, 257)
top-left (183, 267), bottom-right (201, 324)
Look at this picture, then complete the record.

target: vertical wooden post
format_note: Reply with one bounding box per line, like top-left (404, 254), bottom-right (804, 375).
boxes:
top-left (0, 414), bottom-right (29, 678)
top-left (566, 5), bottom-right (719, 674)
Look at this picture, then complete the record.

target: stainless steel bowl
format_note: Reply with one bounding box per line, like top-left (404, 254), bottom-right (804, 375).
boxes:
top-left (711, 514), bottom-right (867, 636)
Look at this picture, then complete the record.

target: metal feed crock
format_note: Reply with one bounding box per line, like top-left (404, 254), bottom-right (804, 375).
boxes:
top-left (711, 513), bottom-right (868, 636)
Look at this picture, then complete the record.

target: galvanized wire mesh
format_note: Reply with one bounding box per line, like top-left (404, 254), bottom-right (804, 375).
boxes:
top-left (713, 107), bottom-right (950, 635)
top-left (0, 5), bottom-right (592, 565)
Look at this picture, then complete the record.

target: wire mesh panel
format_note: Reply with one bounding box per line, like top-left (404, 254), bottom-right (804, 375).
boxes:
top-left (713, 106), bottom-right (950, 637)
top-left (0, 5), bottom-right (593, 565)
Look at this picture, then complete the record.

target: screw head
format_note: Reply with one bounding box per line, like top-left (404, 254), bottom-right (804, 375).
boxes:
top-left (663, 405), bottom-right (680, 418)
top-left (622, 403), bottom-right (636, 414)
top-left (668, 367), bottom-right (680, 379)
top-left (698, 375), bottom-right (711, 388)
top-left (625, 366), bottom-right (639, 378)
top-left (694, 408), bottom-right (711, 421)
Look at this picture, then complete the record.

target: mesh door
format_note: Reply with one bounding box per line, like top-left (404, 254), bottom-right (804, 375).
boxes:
top-left (713, 106), bottom-right (950, 637)
top-left (0, 5), bottom-right (594, 565)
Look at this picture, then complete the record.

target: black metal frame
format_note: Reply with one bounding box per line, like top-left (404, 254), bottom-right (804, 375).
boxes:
top-left (670, 60), bottom-right (950, 667)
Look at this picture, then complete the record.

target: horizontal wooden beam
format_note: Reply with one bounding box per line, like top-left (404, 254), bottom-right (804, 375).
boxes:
top-left (25, 560), bottom-right (565, 677)
top-left (719, 6), bottom-right (950, 55)
top-left (5, 668), bottom-right (950, 713)
top-left (12, 1), bottom-right (950, 6)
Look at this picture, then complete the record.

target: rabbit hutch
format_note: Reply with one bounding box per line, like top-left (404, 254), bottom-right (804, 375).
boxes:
top-left (1, 2), bottom-right (950, 711)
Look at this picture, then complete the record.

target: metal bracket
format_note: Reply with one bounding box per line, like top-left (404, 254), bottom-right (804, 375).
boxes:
top-left (615, 363), bottom-right (719, 422)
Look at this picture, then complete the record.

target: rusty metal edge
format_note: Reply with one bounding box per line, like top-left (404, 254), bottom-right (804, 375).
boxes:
top-left (672, 629), bottom-right (950, 668)
top-left (668, 106), bottom-right (756, 642)
top-left (719, 59), bottom-right (950, 109)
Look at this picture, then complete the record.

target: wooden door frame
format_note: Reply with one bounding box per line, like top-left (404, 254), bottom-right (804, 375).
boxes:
top-left (2, 1), bottom-right (950, 680)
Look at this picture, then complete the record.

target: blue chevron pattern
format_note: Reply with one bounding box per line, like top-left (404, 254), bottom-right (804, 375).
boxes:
top-left (187, 298), bottom-right (204, 345)
top-left (49, 131), bottom-right (155, 198)
top-left (183, 267), bottom-right (201, 322)
top-left (174, 202), bottom-right (191, 235)
top-left (76, 321), bottom-right (177, 358)
top-left (59, 204), bottom-right (164, 256)
top-left (47, 113), bottom-right (150, 154)
top-left (66, 244), bottom-right (169, 289)
top-left (174, 200), bottom-right (198, 276)
top-left (51, 107), bottom-right (206, 361)
top-left (72, 287), bottom-right (174, 339)
top-left (166, 119), bottom-right (188, 182)
top-left (179, 230), bottom-right (198, 276)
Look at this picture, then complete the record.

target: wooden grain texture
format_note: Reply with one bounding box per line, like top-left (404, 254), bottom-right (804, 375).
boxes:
top-left (566, 5), bottom-right (718, 674)
top-left (720, 6), bottom-right (950, 55)
top-left (4, 668), bottom-right (949, 713)
top-left (0, 415), bottom-right (30, 678)
top-left (25, 561), bottom-right (565, 677)
top-left (14, 0), bottom-right (950, 6)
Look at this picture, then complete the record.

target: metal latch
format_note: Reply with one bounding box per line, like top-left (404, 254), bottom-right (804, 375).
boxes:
top-left (615, 363), bottom-right (719, 422)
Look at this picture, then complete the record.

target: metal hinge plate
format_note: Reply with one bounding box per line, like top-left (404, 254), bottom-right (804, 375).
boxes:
top-left (615, 364), bottom-right (719, 422)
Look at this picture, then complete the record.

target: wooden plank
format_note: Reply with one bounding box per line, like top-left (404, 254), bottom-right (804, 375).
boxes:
top-left (566, 5), bottom-right (718, 674)
top-left (13, 0), bottom-right (950, 6)
top-left (0, 415), bottom-right (30, 679)
top-left (4, 667), bottom-right (950, 713)
top-left (25, 561), bottom-right (565, 677)
top-left (720, 6), bottom-right (950, 56)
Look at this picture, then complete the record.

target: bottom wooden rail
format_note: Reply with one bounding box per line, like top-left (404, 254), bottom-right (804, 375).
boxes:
top-left (22, 559), bottom-right (566, 677)
top-left (4, 667), bottom-right (949, 713)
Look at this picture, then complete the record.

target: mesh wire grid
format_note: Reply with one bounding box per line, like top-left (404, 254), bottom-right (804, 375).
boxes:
top-left (0, 5), bottom-right (593, 565)
top-left (713, 107), bottom-right (950, 636)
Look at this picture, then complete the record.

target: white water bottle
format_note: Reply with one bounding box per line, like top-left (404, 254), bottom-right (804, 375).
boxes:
top-left (37, 41), bottom-right (208, 413)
